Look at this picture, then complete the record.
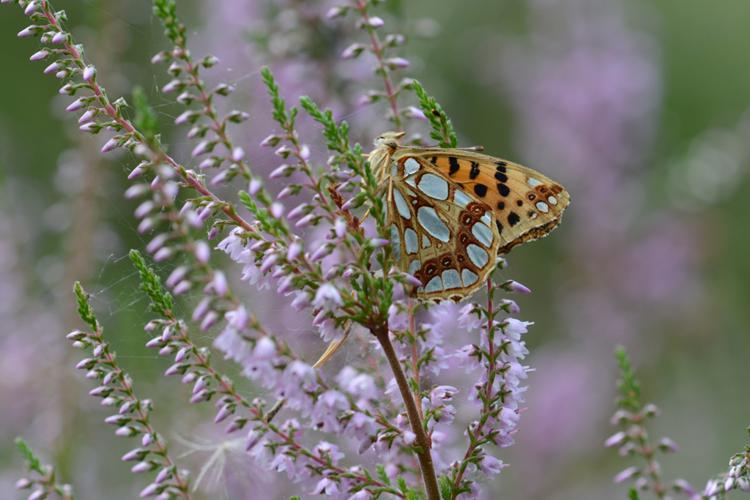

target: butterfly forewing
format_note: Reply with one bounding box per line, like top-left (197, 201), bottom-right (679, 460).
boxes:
top-left (407, 150), bottom-right (570, 254)
top-left (386, 155), bottom-right (501, 301)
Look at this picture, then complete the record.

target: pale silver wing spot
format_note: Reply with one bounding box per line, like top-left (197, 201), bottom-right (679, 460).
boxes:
top-left (454, 190), bottom-right (472, 208)
top-left (404, 228), bottom-right (419, 254)
top-left (417, 173), bottom-right (449, 201)
top-left (471, 222), bottom-right (493, 247)
top-left (404, 158), bottom-right (421, 175)
top-left (405, 176), bottom-right (417, 188)
top-left (389, 225), bottom-right (401, 260)
top-left (481, 211), bottom-right (492, 226)
top-left (421, 234), bottom-right (431, 249)
top-left (408, 259), bottom-right (421, 276)
top-left (393, 189), bottom-right (411, 220)
top-left (467, 244), bottom-right (489, 268)
top-left (461, 269), bottom-right (478, 286)
top-left (527, 178), bottom-right (542, 187)
top-left (417, 206), bottom-right (450, 242)
top-left (535, 201), bottom-right (549, 213)
top-left (548, 195), bottom-right (558, 206)
top-left (425, 276), bottom-right (443, 293)
top-left (442, 269), bottom-right (461, 289)
top-left (390, 162), bottom-right (398, 178)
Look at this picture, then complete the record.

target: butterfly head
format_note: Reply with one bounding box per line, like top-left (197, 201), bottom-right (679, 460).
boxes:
top-left (374, 130), bottom-right (406, 149)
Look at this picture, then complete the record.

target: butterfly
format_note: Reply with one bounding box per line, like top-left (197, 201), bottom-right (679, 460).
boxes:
top-left (313, 132), bottom-right (570, 368)
top-left (369, 131), bottom-right (570, 302)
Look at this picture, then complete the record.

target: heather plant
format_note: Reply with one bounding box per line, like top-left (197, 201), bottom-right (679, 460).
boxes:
top-left (3, 1), bottom-right (749, 499)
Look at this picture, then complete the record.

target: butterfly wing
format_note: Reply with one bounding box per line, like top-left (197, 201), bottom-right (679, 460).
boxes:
top-left (385, 155), bottom-right (501, 301)
top-left (404, 149), bottom-right (570, 254)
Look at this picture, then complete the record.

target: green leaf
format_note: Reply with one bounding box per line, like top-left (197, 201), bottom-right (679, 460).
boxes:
top-left (375, 464), bottom-right (391, 486)
top-left (129, 249), bottom-right (174, 317)
top-left (615, 345), bottom-right (641, 411)
top-left (73, 281), bottom-right (98, 332)
top-left (261, 66), bottom-right (292, 127)
top-left (153, 0), bottom-right (186, 47)
top-left (628, 487), bottom-right (641, 500)
top-left (14, 437), bottom-right (45, 475)
top-left (411, 80), bottom-right (457, 148)
top-left (132, 86), bottom-right (159, 142)
top-left (438, 475), bottom-right (453, 500)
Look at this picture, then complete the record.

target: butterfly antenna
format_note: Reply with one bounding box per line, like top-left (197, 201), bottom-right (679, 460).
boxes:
top-left (457, 145), bottom-right (484, 152)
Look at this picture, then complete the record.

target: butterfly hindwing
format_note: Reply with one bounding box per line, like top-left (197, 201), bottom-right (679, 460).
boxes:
top-left (385, 155), bottom-right (500, 301)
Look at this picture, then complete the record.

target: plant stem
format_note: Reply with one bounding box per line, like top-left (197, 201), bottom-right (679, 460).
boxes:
top-left (374, 325), bottom-right (439, 500)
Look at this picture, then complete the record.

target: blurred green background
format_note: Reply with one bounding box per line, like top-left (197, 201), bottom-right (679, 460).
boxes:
top-left (1, 0), bottom-right (749, 498)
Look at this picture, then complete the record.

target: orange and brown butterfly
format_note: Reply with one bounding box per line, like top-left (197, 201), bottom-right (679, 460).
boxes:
top-left (369, 131), bottom-right (570, 302)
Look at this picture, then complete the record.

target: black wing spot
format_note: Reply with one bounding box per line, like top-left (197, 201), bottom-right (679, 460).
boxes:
top-left (474, 184), bottom-right (488, 197)
top-left (497, 201), bottom-right (505, 210)
top-left (469, 161), bottom-right (480, 180)
top-left (516, 200), bottom-right (523, 207)
top-left (496, 220), bottom-right (503, 233)
top-left (495, 161), bottom-right (507, 172)
top-left (449, 157), bottom-right (460, 176)
top-left (495, 171), bottom-right (508, 182)
top-left (430, 156), bottom-right (437, 165)
top-left (497, 183), bottom-right (510, 197)
top-left (508, 212), bottom-right (520, 226)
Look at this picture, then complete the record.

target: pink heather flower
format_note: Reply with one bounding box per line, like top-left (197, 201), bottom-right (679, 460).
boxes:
top-left (146, 233), bottom-right (168, 254)
top-left (479, 455), bottom-right (507, 475)
top-left (82, 65), bottom-right (96, 81)
top-left (51, 32), bottom-right (66, 44)
top-left (101, 137), bottom-right (119, 153)
top-left (248, 178), bottom-right (262, 195)
top-left (253, 337), bottom-right (276, 360)
top-left (29, 49), bottom-right (48, 61)
top-left (311, 390), bottom-right (348, 432)
top-left (365, 16), bottom-right (384, 28)
top-left (605, 431), bottom-right (627, 448)
top-left (287, 241), bottom-right (303, 261)
top-left (290, 291), bottom-right (311, 311)
top-left (337, 367), bottom-right (378, 401)
top-left (194, 240), bottom-right (210, 263)
top-left (341, 43), bottom-right (365, 59)
top-left (430, 385), bottom-right (458, 407)
top-left (23, 2), bottom-right (38, 15)
top-left (65, 98), bottom-right (86, 112)
top-left (231, 146), bottom-right (245, 162)
top-left (79, 109), bottom-right (98, 124)
top-left (270, 202), bottom-right (284, 219)
top-left (385, 57), bottom-right (410, 69)
top-left (270, 164), bottom-right (292, 179)
top-left (211, 271), bottom-right (229, 296)
top-left (313, 284), bottom-right (343, 310)
top-left (166, 266), bottom-right (189, 288)
top-left (507, 279), bottom-right (532, 294)
top-left (313, 477), bottom-right (339, 496)
top-left (334, 218), bottom-right (347, 238)
top-left (404, 106), bottom-right (427, 120)
top-left (614, 466), bottom-right (641, 484)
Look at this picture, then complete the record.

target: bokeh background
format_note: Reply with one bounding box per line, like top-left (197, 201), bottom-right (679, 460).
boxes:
top-left (1, 0), bottom-right (749, 498)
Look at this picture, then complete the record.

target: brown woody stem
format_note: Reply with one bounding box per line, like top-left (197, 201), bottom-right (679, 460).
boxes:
top-left (374, 325), bottom-right (439, 500)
